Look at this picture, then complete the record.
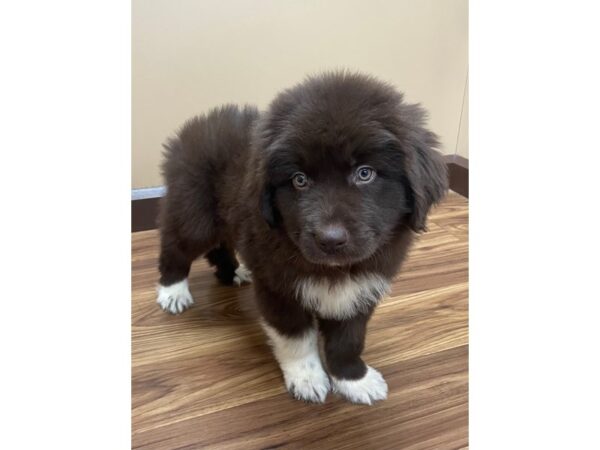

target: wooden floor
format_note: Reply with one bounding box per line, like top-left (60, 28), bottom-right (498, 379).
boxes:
top-left (132, 192), bottom-right (468, 450)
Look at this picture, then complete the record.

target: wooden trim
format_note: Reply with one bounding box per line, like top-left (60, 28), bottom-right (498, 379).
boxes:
top-left (131, 158), bottom-right (468, 232)
top-left (443, 154), bottom-right (468, 169)
top-left (132, 196), bottom-right (160, 232)
top-left (444, 155), bottom-right (469, 198)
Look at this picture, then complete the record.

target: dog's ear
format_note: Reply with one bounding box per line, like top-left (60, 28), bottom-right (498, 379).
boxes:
top-left (260, 183), bottom-right (280, 228)
top-left (404, 129), bottom-right (448, 232)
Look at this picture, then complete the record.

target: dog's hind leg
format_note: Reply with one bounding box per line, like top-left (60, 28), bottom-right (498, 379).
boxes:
top-left (157, 232), bottom-right (211, 314)
top-left (205, 242), bottom-right (252, 286)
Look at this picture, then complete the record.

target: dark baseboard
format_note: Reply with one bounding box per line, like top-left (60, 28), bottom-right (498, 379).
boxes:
top-left (132, 197), bottom-right (160, 232)
top-left (445, 154), bottom-right (469, 198)
top-left (132, 157), bottom-right (468, 232)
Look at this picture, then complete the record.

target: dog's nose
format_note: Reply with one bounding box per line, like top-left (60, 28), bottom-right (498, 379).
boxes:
top-left (315, 225), bottom-right (349, 253)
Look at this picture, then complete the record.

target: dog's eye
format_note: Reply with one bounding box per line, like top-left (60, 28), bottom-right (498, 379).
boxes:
top-left (355, 166), bottom-right (376, 184)
top-left (292, 172), bottom-right (309, 190)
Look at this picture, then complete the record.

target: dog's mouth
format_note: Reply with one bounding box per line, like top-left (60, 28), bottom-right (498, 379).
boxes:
top-left (301, 251), bottom-right (355, 267)
top-left (293, 232), bottom-right (380, 267)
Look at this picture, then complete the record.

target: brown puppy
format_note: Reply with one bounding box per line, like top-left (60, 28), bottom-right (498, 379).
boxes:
top-left (157, 72), bottom-right (447, 404)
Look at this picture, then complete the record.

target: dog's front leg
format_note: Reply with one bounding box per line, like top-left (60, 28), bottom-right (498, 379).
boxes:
top-left (319, 312), bottom-right (388, 405)
top-left (257, 284), bottom-right (331, 403)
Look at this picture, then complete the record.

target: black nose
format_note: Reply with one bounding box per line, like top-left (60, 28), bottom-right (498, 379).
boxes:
top-left (314, 224), bottom-right (349, 253)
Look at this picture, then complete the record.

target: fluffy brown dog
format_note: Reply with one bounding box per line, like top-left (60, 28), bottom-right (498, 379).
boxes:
top-left (157, 72), bottom-right (447, 404)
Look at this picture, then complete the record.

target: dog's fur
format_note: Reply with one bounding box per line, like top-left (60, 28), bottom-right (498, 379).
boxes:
top-left (157, 72), bottom-right (448, 404)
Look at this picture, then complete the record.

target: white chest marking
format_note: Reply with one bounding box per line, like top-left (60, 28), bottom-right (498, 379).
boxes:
top-left (295, 273), bottom-right (390, 320)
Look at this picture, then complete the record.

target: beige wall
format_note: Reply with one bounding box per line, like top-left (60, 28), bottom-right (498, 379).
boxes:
top-left (456, 76), bottom-right (469, 159)
top-left (133, 0), bottom-right (468, 188)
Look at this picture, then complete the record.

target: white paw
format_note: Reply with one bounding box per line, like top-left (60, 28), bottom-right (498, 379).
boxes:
top-left (157, 279), bottom-right (194, 314)
top-left (282, 355), bottom-right (331, 403)
top-left (332, 366), bottom-right (388, 405)
top-left (233, 263), bottom-right (252, 286)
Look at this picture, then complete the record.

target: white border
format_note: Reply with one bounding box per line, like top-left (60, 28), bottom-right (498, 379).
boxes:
top-left (1, 1), bottom-right (131, 448)
top-left (471, 1), bottom-right (600, 449)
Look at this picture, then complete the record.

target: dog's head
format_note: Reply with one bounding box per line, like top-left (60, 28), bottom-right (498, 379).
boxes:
top-left (257, 72), bottom-right (448, 266)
